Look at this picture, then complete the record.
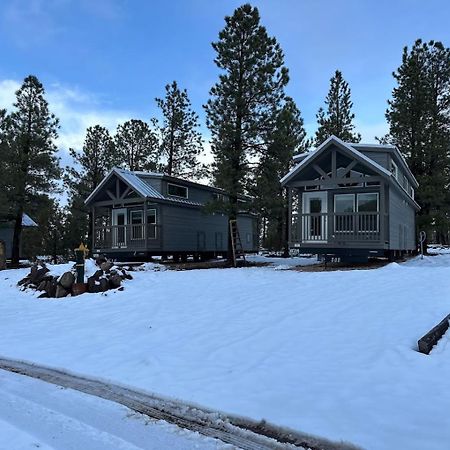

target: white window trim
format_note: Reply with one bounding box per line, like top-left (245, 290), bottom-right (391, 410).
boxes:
top-left (167, 183), bottom-right (188, 199)
top-left (356, 193), bottom-right (379, 233)
top-left (356, 193), bottom-right (379, 212)
top-left (130, 210), bottom-right (144, 240)
top-left (391, 160), bottom-right (399, 180)
top-left (334, 194), bottom-right (355, 233)
top-left (130, 210), bottom-right (143, 223)
top-left (147, 208), bottom-right (157, 239)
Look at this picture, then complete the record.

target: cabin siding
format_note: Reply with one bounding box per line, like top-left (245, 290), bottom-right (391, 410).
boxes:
top-left (388, 187), bottom-right (416, 250)
top-left (237, 215), bottom-right (258, 251)
top-left (0, 227), bottom-right (13, 259)
top-left (359, 151), bottom-right (390, 170)
top-left (161, 204), bottom-right (228, 252)
top-left (139, 176), bottom-right (162, 193)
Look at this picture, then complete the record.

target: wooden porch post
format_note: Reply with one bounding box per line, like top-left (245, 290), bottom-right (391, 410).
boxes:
top-left (380, 182), bottom-right (386, 243)
top-left (91, 206), bottom-right (95, 251)
top-left (144, 200), bottom-right (148, 250)
top-left (286, 187), bottom-right (292, 248)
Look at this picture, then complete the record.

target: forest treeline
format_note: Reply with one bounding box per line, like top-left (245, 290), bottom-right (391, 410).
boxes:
top-left (1, 4), bottom-right (449, 264)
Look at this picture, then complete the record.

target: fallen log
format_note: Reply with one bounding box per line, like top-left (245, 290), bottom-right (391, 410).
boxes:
top-left (418, 314), bottom-right (450, 354)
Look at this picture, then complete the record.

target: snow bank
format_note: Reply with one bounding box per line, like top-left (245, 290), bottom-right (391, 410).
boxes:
top-left (2, 256), bottom-right (450, 449)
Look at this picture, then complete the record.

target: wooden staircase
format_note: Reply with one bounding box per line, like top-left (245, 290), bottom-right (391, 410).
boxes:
top-left (229, 219), bottom-right (246, 267)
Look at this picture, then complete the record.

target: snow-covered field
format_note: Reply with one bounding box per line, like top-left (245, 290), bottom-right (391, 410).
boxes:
top-left (0, 370), bottom-right (232, 450)
top-left (1, 253), bottom-right (450, 449)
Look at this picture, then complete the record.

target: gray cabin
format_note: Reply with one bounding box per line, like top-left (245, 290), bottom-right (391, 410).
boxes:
top-left (0, 214), bottom-right (38, 260)
top-left (85, 168), bottom-right (258, 261)
top-left (281, 136), bottom-right (420, 261)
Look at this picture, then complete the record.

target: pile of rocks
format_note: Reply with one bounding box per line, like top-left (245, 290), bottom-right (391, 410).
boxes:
top-left (86, 260), bottom-right (133, 294)
top-left (18, 259), bottom-right (132, 298)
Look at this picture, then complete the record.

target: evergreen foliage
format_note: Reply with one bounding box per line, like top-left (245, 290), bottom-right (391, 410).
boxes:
top-left (65, 125), bottom-right (116, 246)
top-left (0, 76), bottom-right (60, 266)
top-left (115, 119), bottom-right (159, 171)
top-left (156, 81), bottom-right (203, 178)
top-left (315, 70), bottom-right (361, 145)
top-left (255, 97), bottom-right (309, 251)
top-left (384, 39), bottom-right (450, 242)
top-left (205, 3), bottom-right (289, 225)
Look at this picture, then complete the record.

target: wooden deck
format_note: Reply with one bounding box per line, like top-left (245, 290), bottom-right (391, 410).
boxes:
top-left (94, 224), bottom-right (161, 251)
top-left (291, 211), bottom-right (388, 248)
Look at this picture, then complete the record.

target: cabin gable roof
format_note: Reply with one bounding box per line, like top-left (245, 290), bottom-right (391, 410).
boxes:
top-left (85, 168), bottom-right (231, 207)
top-left (281, 136), bottom-right (391, 186)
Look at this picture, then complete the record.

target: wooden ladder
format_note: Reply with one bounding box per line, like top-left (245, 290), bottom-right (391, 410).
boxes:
top-left (229, 219), bottom-right (246, 267)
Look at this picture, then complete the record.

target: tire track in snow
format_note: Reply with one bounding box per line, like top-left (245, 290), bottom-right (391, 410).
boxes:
top-left (0, 357), bottom-right (359, 450)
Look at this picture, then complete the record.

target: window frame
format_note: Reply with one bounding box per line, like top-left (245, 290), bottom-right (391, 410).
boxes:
top-left (167, 183), bottom-right (189, 199)
top-left (130, 210), bottom-right (144, 240)
top-left (334, 193), bottom-right (355, 233)
top-left (356, 193), bottom-right (379, 233)
top-left (391, 160), bottom-right (399, 180)
top-left (147, 208), bottom-right (157, 239)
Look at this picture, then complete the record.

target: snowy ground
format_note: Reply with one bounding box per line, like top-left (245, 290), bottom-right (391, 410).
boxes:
top-left (2, 253), bottom-right (450, 449)
top-left (0, 370), bottom-right (233, 450)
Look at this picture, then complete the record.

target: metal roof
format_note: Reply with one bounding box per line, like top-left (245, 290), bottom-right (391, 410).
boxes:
top-left (22, 214), bottom-right (38, 227)
top-left (114, 169), bottom-right (165, 199)
top-left (85, 168), bottom-right (220, 206)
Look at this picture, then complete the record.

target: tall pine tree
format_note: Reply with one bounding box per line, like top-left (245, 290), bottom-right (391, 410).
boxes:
top-left (65, 125), bottom-right (116, 247)
top-left (205, 3), bottom-right (289, 255)
top-left (315, 70), bottom-right (361, 145)
top-left (155, 81), bottom-right (203, 177)
top-left (256, 97), bottom-right (309, 253)
top-left (115, 119), bottom-right (159, 171)
top-left (385, 39), bottom-right (450, 242)
top-left (1, 76), bottom-right (60, 266)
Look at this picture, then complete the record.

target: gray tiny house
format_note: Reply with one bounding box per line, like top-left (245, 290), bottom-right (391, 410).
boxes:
top-left (281, 136), bottom-right (420, 261)
top-left (85, 168), bottom-right (258, 261)
top-left (0, 214), bottom-right (38, 260)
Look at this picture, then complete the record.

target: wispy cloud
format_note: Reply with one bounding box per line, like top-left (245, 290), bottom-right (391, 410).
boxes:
top-left (0, 78), bottom-right (136, 167)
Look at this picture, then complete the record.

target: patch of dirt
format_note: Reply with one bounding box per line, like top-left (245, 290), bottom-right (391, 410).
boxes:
top-left (293, 258), bottom-right (391, 272)
top-left (164, 260), bottom-right (269, 271)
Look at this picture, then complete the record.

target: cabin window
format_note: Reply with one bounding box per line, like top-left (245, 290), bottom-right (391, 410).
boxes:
top-left (334, 194), bottom-right (355, 213)
top-left (147, 209), bottom-right (157, 239)
top-left (334, 194), bottom-right (355, 232)
top-left (147, 209), bottom-right (156, 224)
top-left (213, 193), bottom-right (225, 201)
top-left (357, 193), bottom-right (379, 232)
top-left (168, 183), bottom-right (188, 199)
top-left (357, 193), bottom-right (379, 212)
top-left (391, 160), bottom-right (399, 180)
top-left (130, 210), bottom-right (144, 240)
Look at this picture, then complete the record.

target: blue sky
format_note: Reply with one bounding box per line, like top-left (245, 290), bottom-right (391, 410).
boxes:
top-left (0, 0), bottom-right (449, 163)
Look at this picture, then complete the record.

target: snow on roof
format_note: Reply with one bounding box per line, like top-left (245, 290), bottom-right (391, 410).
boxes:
top-left (22, 214), bottom-right (38, 227)
top-left (350, 142), bottom-right (396, 149)
top-left (280, 135), bottom-right (391, 186)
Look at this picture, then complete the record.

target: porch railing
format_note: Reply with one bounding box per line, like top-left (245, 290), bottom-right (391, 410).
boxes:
top-left (94, 224), bottom-right (161, 250)
top-left (295, 212), bottom-right (384, 244)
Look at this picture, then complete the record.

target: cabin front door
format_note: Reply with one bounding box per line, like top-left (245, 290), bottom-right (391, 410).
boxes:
top-left (302, 191), bottom-right (328, 243)
top-left (112, 208), bottom-right (127, 248)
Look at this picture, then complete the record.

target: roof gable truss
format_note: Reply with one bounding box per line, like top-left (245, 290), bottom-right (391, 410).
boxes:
top-left (299, 146), bottom-right (382, 187)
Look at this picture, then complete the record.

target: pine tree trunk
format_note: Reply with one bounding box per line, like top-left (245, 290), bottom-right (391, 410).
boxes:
top-left (11, 206), bottom-right (24, 267)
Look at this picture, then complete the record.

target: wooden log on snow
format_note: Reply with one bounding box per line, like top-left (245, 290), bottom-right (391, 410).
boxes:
top-left (418, 314), bottom-right (450, 354)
